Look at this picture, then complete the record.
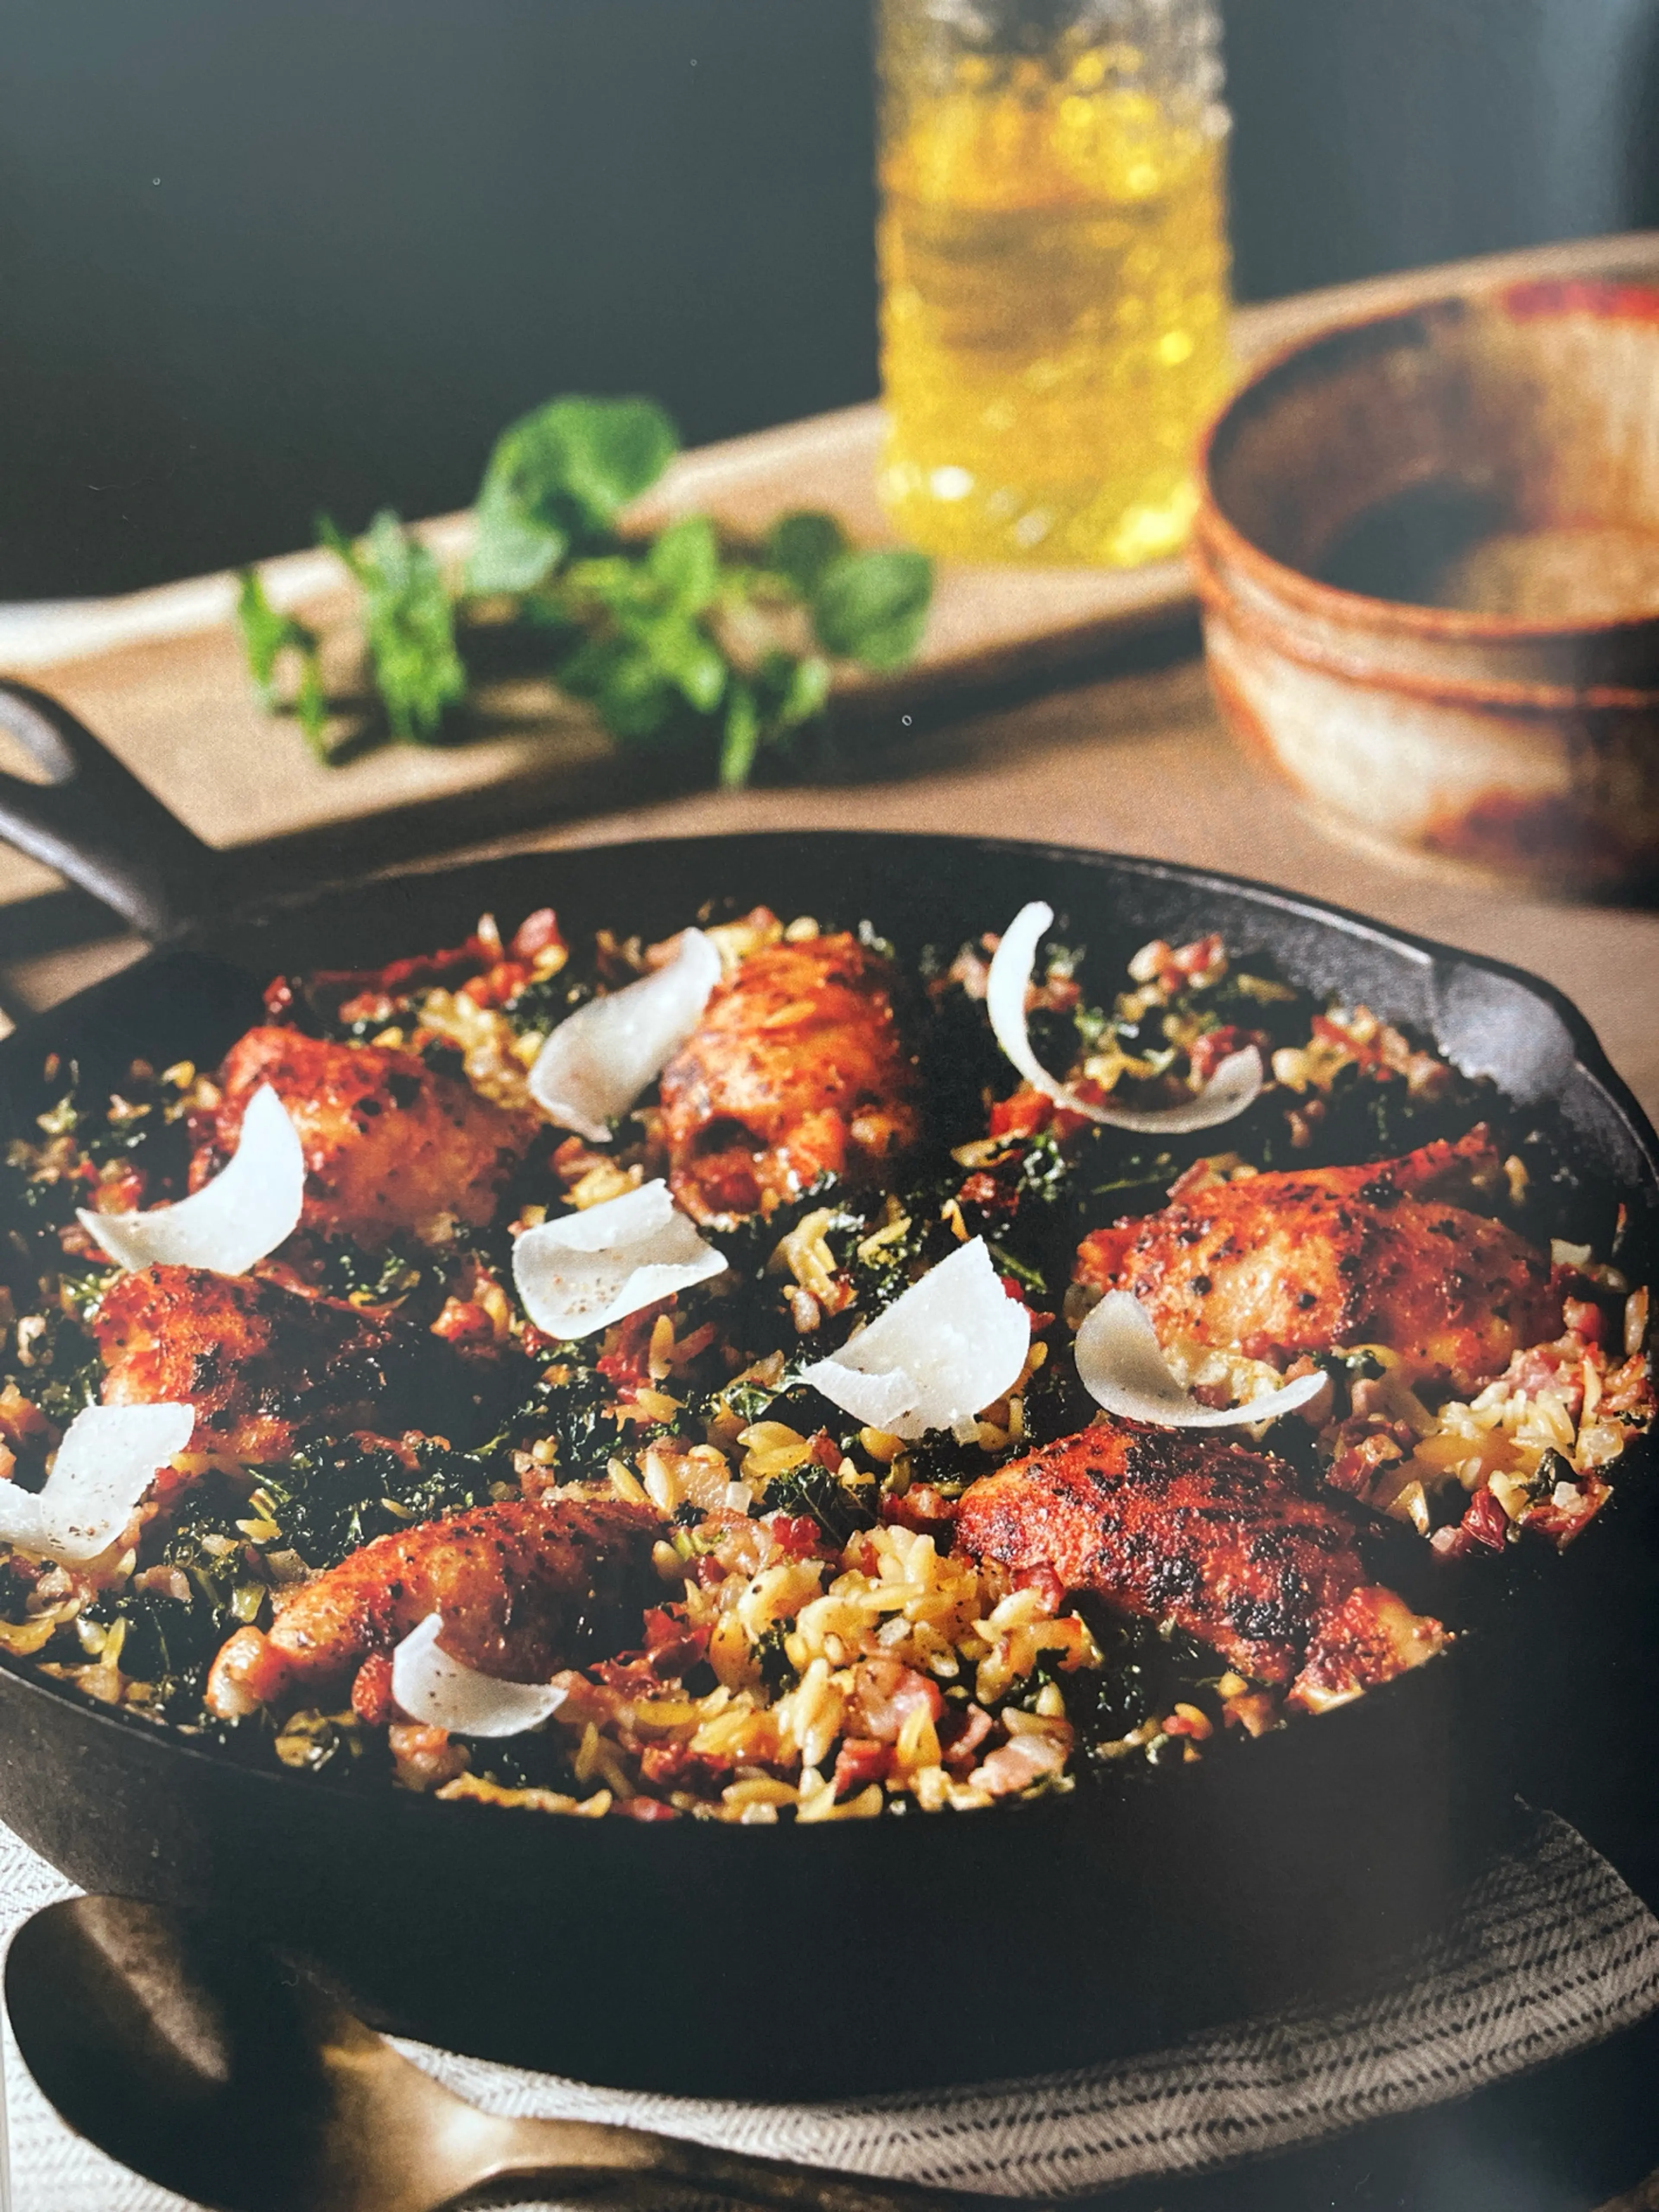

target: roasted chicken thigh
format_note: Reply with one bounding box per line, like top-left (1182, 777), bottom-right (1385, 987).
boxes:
top-left (957, 1420), bottom-right (1443, 1709)
top-left (95, 1264), bottom-right (505, 1463)
top-left (660, 934), bottom-right (921, 1225)
top-left (1074, 1130), bottom-right (1557, 1395)
top-left (199, 1027), bottom-right (536, 1248)
top-left (206, 1496), bottom-right (660, 1716)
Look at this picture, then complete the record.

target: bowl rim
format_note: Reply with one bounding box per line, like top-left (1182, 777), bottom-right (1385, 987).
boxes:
top-left (1195, 275), bottom-right (1659, 651)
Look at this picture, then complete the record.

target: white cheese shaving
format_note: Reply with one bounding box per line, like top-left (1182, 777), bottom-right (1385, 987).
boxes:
top-left (986, 901), bottom-right (1262, 1133)
top-left (1075, 1291), bottom-right (1327, 1429)
top-left (511, 1178), bottom-right (727, 1341)
top-left (78, 1083), bottom-right (305, 1276)
top-left (0, 1401), bottom-right (194, 1564)
top-left (799, 1237), bottom-right (1030, 1442)
top-left (528, 927), bottom-right (722, 1143)
top-left (389, 1613), bottom-right (568, 1737)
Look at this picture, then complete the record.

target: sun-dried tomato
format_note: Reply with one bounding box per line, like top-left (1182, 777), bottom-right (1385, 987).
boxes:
top-left (1460, 1486), bottom-right (1510, 1550)
top-left (989, 1086), bottom-right (1052, 1140)
top-left (766, 1514), bottom-right (822, 1561)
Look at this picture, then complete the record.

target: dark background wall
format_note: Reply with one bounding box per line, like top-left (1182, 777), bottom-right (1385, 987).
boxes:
top-left (5, 0), bottom-right (1658, 599)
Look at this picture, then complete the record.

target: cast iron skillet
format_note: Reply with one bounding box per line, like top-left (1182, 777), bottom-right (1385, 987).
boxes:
top-left (0, 678), bottom-right (1653, 2101)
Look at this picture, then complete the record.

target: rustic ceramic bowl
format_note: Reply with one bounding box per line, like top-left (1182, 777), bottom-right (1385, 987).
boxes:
top-left (1192, 280), bottom-right (1659, 891)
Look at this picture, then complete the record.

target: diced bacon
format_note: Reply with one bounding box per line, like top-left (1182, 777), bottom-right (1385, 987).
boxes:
top-left (1012, 1563), bottom-right (1066, 1617)
top-left (511, 908), bottom-right (565, 962)
top-left (639, 1743), bottom-right (730, 1794)
top-left (1191, 1024), bottom-right (1271, 1085)
top-left (460, 960), bottom-right (534, 1009)
top-left (939, 1702), bottom-right (994, 1774)
top-left (969, 1727), bottom-right (1069, 1797)
top-left (596, 1301), bottom-right (674, 1393)
top-left (832, 1738), bottom-right (892, 1797)
top-left (616, 1794), bottom-right (680, 1821)
top-left (387, 1722), bottom-right (468, 1793)
top-left (845, 1657), bottom-right (944, 1744)
top-left (1172, 933), bottom-right (1225, 981)
top-left (430, 1299), bottom-right (496, 1348)
top-left (641, 1606), bottom-right (710, 1679)
top-left (879, 1485), bottom-right (959, 1542)
top-left (1562, 1297), bottom-right (1606, 1345)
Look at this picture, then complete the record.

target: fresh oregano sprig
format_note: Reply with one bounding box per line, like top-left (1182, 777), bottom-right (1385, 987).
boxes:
top-left (236, 394), bottom-right (933, 787)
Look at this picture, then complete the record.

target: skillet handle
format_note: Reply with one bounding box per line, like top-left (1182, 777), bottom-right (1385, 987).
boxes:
top-left (0, 679), bottom-right (222, 941)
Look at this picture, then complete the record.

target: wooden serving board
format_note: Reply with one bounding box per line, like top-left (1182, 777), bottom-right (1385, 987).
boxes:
top-left (1, 229), bottom-right (1657, 936)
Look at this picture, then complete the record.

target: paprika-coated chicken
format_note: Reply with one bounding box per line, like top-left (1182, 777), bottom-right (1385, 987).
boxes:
top-left (957, 1420), bottom-right (1443, 1709)
top-left (197, 1027), bottom-right (536, 1249)
top-left (659, 933), bottom-right (922, 1225)
top-left (1074, 1129), bottom-right (1558, 1396)
top-left (205, 1496), bottom-right (661, 1718)
top-left (95, 1265), bottom-right (504, 1466)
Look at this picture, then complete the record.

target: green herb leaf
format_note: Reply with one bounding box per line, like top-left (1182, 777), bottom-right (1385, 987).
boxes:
top-left (720, 680), bottom-right (760, 789)
top-left (645, 513), bottom-right (720, 613)
top-left (235, 570), bottom-right (331, 760)
top-left (292, 649), bottom-right (331, 762)
top-left (760, 649), bottom-right (832, 731)
top-left (633, 610), bottom-right (727, 713)
top-left (467, 395), bottom-right (678, 593)
top-left (321, 511), bottom-right (467, 744)
top-left (468, 474), bottom-right (567, 596)
top-left (766, 510), bottom-right (849, 597)
top-left (811, 548), bottom-right (934, 671)
top-left (555, 634), bottom-right (676, 743)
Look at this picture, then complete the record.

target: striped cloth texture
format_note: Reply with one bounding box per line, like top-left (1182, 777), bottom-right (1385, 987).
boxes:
top-left (3, 1805), bottom-right (1659, 2211)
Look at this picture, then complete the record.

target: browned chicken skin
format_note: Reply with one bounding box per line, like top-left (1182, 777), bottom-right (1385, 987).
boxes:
top-left (1074, 1130), bottom-right (1558, 1396)
top-left (956, 1421), bottom-right (1443, 1708)
top-left (206, 1497), bottom-right (661, 1716)
top-left (199, 1027), bottom-right (536, 1248)
top-left (659, 934), bottom-right (922, 1225)
top-left (95, 1265), bottom-right (499, 1464)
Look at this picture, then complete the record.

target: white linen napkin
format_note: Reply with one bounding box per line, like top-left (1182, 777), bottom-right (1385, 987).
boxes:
top-left (4, 1805), bottom-right (1658, 2211)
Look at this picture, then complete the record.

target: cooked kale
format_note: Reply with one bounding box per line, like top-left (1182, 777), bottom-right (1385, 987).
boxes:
top-left (248, 1436), bottom-right (502, 1571)
top-left (760, 1463), bottom-right (876, 1546)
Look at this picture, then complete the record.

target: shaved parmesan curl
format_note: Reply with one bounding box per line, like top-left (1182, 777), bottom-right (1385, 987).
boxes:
top-left (800, 1237), bottom-right (1030, 1442)
top-left (987, 901), bottom-right (1262, 1134)
top-left (512, 1178), bottom-right (727, 1340)
top-left (529, 927), bottom-right (722, 1144)
top-left (79, 1083), bottom-right (304, 1276)
top-left (390, 1614), bottom-right (567, 1738)
top-left (1076, 1291), bottom-right (1326, 1429)
top-left (0, 1401), bottom-right (194, 1564)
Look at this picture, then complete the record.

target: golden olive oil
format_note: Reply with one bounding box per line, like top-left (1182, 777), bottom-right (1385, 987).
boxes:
top-left (878, 49), bottom-right (1231, 567)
